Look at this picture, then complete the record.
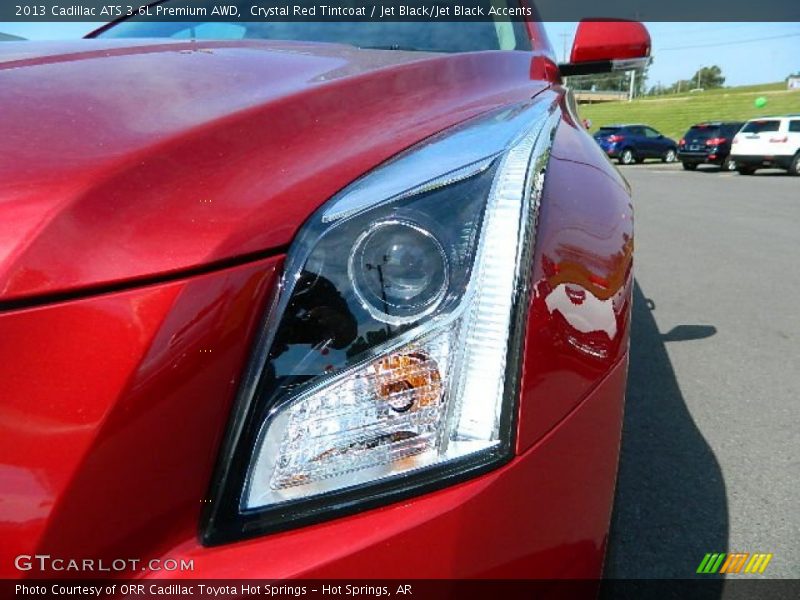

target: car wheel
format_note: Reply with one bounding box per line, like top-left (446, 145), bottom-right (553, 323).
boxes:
top-left (722, 157), bottom-right (737, 171)
top-left (682, 162), bottom-right (697, 171)
top-left (737, 166), bottom-right (756, 175)
top-left (662, 148), bottom-right (677, 163)
top-left (789, 153), bottom-right (800, 177)
top-left (619, 149), bottom-right (635, 165)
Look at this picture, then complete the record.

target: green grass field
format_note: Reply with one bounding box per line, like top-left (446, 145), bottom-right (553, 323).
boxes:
top-left (577, 82), bottom-right (800, 140)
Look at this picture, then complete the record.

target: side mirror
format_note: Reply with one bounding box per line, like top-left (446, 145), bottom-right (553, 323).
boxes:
top-left (560, 20), bottom-right (651, 76)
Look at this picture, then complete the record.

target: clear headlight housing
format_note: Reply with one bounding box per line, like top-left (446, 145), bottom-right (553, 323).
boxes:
top-left (204, 97), bottom-right (560, 543)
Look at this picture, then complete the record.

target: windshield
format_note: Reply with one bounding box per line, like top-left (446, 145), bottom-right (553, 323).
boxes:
top-left (93, 1), bottom-right (532, 53)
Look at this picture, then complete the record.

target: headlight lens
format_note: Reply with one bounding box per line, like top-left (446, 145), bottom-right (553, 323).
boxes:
top-left (350, 219), bottom-right (449, 323)
top-left (204, 98), bottom-right (560, 543)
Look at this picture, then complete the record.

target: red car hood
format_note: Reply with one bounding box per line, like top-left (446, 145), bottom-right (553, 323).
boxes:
top-left (0, 39), bottom-right (546, 304)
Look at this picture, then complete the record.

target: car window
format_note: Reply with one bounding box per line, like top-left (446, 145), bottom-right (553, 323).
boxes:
top-left (94, 1), bottom-right (532, 53)
top-left (626, 127), bottom-right (644, 136)
top-left (722, 124), bottom-right (743, 136)
top-left (741, 120), bottom-right (781, 134)
top-left (789, 121), bottom-right (800, 133)
top-left (643, 127), bottom-right (662, 138)
top-left (685, 125), bottom-right (720, 140)
top-left (597, 127), bottom-right (621, 136)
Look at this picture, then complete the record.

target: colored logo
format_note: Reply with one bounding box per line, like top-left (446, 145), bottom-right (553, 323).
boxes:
top-left (697, 553), bottom-right (773, 574)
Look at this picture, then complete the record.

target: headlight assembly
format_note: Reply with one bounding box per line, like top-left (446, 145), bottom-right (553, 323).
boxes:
top-left (203, 97), bottom-right (561, 544)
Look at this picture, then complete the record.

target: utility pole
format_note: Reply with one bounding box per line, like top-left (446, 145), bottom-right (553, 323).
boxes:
top-left (629, 70), bottom-right (636, 102)
top-left (559, 32), bottom-right (570, 63)
top-left (559, 32), bottom-right (570, 87)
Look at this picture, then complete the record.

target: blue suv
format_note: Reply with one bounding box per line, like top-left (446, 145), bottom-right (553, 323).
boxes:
top-left (593, 124), bottom-right (678, 165)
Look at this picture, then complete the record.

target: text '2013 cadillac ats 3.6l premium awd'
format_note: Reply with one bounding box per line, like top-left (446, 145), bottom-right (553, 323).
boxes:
top-left (0, 4), bottom-right (649, 580)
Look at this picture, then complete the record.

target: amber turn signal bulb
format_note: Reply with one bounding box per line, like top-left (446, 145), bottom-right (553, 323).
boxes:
top-left (373, 351), bottom-right (443, 413)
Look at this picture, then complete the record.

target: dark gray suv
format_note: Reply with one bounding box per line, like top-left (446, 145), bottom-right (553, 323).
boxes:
top-left (678, 122), bottom-right (745, 171)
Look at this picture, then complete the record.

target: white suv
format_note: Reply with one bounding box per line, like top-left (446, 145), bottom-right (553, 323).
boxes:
top-left (730, 115), bottom-right (800, 175)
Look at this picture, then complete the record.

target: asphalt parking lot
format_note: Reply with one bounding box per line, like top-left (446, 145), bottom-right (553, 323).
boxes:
top-left (603, 163), bottom-right (800, 579)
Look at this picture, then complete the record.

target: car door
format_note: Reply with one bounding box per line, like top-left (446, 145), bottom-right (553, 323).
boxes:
top-left (643, 126), bottom-right (667, 157)
top-left (625, 126), bottom-right (646, 156)
top-left (787, 119), bottom-right (800, 156)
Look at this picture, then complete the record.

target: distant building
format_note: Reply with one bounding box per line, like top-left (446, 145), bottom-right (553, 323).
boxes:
top-left (788, 77), bottom-right (800, 90)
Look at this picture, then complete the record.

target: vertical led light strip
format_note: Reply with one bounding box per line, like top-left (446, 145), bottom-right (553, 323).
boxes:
top-left (451, 107), bottom-right (561, 444)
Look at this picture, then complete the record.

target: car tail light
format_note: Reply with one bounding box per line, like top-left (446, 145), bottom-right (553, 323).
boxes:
top-left (679, 138), bottom-right (686, 146)
top-left (769, 136), bottom-right (788, 143)
top-left (706, 137), bottom-right (726, 146)
top-left (202, 100), bottom-right (561, 544)
top-left (608, 134), bottom-right (624, 143)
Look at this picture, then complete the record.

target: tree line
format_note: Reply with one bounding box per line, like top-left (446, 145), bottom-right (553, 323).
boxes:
top-left (567, 65), bottom-right (800, 98)
top-left (567, 65), bottom-right (726, 97)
